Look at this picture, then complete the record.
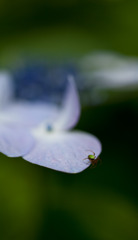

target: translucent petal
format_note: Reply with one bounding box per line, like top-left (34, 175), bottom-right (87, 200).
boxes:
top-left (0, 125), bottom-right (34, 157)
top-left (53, 76), bottom-right (80, 131)
top-left (0, 72), bottom-right (14, 109)
top-left (23, 130), bottom-right (102, 173)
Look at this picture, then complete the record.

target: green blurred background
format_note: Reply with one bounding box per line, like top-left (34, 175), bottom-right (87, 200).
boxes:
top-left (0, 0), bottom-right (138, 240)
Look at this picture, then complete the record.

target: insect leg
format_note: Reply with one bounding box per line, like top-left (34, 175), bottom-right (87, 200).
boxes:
top-left (86, 150), bottom-right (95, 155)
top-left (90, 162), bottom-right (96, 169)
top-left (97, 157), bottom-right (102, 165)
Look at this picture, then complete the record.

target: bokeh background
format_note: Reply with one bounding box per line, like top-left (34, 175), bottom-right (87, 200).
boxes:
top-left (0, 1), bottom-right (138, 240)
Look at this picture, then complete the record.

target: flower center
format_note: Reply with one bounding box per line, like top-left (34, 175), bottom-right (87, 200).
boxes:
top-left (46, 124), bottom-right (53, 132)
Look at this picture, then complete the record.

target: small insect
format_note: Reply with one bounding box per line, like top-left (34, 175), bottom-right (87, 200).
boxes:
top-left (83, 150), bottom-right (101, 168)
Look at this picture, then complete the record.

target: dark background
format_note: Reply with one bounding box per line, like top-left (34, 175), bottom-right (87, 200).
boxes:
top-left (0, 1), bottom-right (137, 240)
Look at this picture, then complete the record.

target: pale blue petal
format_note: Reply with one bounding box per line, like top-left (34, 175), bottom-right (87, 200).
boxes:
top-left (23, 131), bottom-right (102, 173)
top-left (0, 125), bottom-right (34, 157)
top-left (0, 77), bottom-right (80, 130)
top-left (0, 72), bottom-right (14, 109)
top-left (1, 101), bottom-right (59, 127)
top-left (53, 76), bottom-right (80, 131)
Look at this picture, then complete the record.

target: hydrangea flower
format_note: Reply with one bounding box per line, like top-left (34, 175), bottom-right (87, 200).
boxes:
top-left (0, 73), bottom-right (102, 173)
top-left (22, 77), bottom-right (102, 173)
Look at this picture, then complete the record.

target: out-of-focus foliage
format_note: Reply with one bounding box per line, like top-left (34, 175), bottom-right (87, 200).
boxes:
top-left (1, 0), bottom-right (138, 67)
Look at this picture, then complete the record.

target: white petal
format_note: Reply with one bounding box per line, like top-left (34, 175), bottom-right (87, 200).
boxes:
top-left (0, 125), bottom-right (34, 157)
top-left (53, 76), bottom-right (80, 131)
top-left (80, 52), bottom-right (138, 89)
top-left (0, 72), bottom-right (14, 109)
top-left (93, 66), bottom-right (138, 89)
top-left (1, 101), bottom-right (59, 127)
top-left (23, 130), bottom-right (102, 173)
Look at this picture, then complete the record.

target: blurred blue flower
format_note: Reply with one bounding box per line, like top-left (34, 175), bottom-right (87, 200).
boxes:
top-left (13, 61), bottom-right (77, 103)
top-left (0, 72), bottom-right (14, 108)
